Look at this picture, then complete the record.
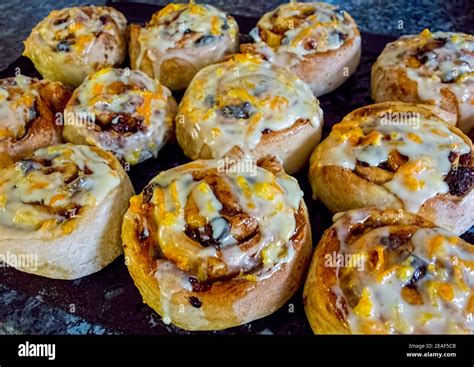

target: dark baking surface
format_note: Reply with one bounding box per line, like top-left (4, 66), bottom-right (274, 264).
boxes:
top-left (0, 2), bottom-right (472, 335)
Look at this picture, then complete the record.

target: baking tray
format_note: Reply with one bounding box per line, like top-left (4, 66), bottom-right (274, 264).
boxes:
top-left (0, 1), bottom-right (472, 335)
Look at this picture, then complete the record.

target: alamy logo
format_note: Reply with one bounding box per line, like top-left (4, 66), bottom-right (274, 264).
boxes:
top-left (0, 251), bottom-right (38, 271)
top-left (324, 251), bottom-right (365, 271)
top-left (217, 157), bottom-right (257, 176)
top-left (18, 341), bottom-right (56, 360)
top-left (380, 109), bottom-right (421, 129)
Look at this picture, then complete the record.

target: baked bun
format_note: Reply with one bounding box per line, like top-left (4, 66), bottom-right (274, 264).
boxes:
top-left (241, 2), bottom-right (361, 97)
top-left (129, 2), bottom-right (239, 91)
top-left (308, 102), bottom-right (473, 235)
top-left (176, 53), bottom-right (323, 174)
top-left (304, 208), bottom-right (474, 334)
top-left (63, 68), bottom-right (176, 166)
top-left (122, 157), bottom-right (312, 330)
top-left (0, 75), bottom-right (70, 160)
top-left (0, 144), bottom-right (134, 279)
top-left (371, 30), bottom-right (474, 136)
top-left (24, 6), bottom-right (127, 87)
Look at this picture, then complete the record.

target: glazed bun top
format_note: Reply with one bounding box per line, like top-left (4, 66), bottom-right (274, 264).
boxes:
top-left (330, 209), bottom-right (474, 334)
top-left (65, 67), bottom-right (176, 165)
top-left (34, 6), bottom-right (126, 56)
top-left (24, 5), bottom-right (127, 85)
top-left (0, 144), bottom-right (123, 238)
top-left (126, 157), bottom-right (305, 284)
top-left (373, 30), bottom-right (474, 131)
top-left (250, 2), bottom-right (359, 57)
top-left (0, 76), bottom-right (45, 140)
top-left (313, 103), bottom-right (473, 213)
top-left (177, 53), bottom-right (323, 160)
top-left (134, 2), bottom-right (238, 62)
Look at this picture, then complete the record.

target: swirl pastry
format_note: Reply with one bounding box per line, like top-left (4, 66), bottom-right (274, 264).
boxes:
top-left (309, 102), bottom-right (474, 235)
top-left (242, 2), bottom-right (361, 97)
top-left (0, 144), bottom-right (134, 279)
top-left (371, 30), bottom-right (474, 136)
top-left (0, 75), bottom-right (70, 160)
top-left (63, 68), bottom-right (177, 166)
top-left (24, 6), bottom-right (127, 87)
top-left (129, 2), bottom-right (239, 91)
top-left (304, 208), bottom-right (474, 334)
top-left (122, 157), bottom-right (312, 330)
top-left (176, 53), bottom-right (323, 174)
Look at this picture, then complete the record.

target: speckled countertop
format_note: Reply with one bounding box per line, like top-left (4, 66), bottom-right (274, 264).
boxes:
top-left (0, 0), bottom-right (473, 70)
top-left (0, 0), bottom-right (473, 335)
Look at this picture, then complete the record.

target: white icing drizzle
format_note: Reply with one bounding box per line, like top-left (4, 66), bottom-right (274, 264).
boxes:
top-left (249, 2), bottom-right (357, 66)
top-left (331, 217), bottom-right (474, 334)
top-left (146, 160), bottom-right (304, 318)
top-left (177, 53), bottom-right (323, 159)
top-left (0, 76), bottom-right (39, 139)
top-left (134, 2), bottom-right (239, 82)
top-left (154, 260), bottom-right (193, 325)
top-left (374, 30), bottom-right (474, 133)
top-left (0, 144), bottom-right (120, 234)
top-left (317, 110), bottom-right (471, 212)
top-left (65, 68), bottom-right (176, 165)
top-left (34, 6), bottom-right (126, 64)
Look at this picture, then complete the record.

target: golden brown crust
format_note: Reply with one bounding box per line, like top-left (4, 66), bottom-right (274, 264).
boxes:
top-left (122, 158), bottom-right (312, 330)
top-left (303, 208), bottom-right (439, 334)
top-left (128, 4), bottom-right (239, 91)
top-left (371, 31), bottom-right (474, 134)
top-left (23, 6), bottom-right (127, 87)
top-left (63, 67), bottom-right (177, 165)
top-left (308, 102), bottom-right (473, 235)
top-left (175, 54), bottom-right (323, 175)
top-left (0, 78), bottom-right (71, 161)
top-left (241, 2), bottom-right (361, 97)
top-left (0, 144), bottom-right (134, 279)
top-left (289, 31), bottom-right (361, 96)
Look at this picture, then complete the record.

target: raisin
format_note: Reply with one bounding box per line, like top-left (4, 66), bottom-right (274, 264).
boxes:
top-left (185, 224), bottom-right (220, 247)
top-left (189, 296), bottom-right (202, 308)
top-left (63, 205), bottom-right (81, 219)
top-left (380, 233), bottom-right (413, 252)
top-left (304, 39), bottom-right (317, 50)
top-left (337, 32), bottom-right (348, 42)
top-left (445, 166), bottom-right (473, 196)
top-left (239, 34), bottom-right (254, 44)
top-left (195, 35), bottom-right (215, 46)
top-left (99, 15), bottom-right (109, 25)
top-left (53, 17), bottom-right (69, 25)
top-left (449, 151), bottom-right (459, 163)
top-left (357, 159), bottom-right (369, 167)
top-left (56, 40), bottom-right (74, 52)
top-left (410, 264), bottom-right (427, 285)
top-left (459, 153), bottom-right (472, 166)
top-left (219, 102), bottom-right (253, 119)
top-left (99, 114), bottom-right (143, 134)
top-left (188, 276), bottom-right (203, 292)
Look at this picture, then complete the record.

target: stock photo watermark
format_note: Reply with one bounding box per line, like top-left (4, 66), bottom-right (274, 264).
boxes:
top-left (56, 111), bottom-right (96, 130)
top-left (217, 157), bottom-right (257, 176)
top-left (0, 251), bottom-right (38, 271)
top-left (325, 251), bottom-right (365, 271)
top-left (380, 110), bottom-right (421, 129)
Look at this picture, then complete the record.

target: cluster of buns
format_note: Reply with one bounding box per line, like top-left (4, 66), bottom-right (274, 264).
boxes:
top-left (0, 1), bottom-right (472, 333)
